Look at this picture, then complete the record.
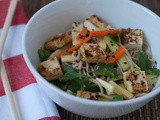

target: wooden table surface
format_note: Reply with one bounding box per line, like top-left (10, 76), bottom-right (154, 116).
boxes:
top-left (21, 0), bottom-right (160, 120)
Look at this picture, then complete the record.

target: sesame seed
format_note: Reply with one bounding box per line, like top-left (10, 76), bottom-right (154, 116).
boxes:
top-left (155, 61), bottom-right (157, 64)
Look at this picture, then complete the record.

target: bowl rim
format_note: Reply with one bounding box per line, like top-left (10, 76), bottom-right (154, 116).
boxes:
top-left (22, 0), bottom-right (160, 107)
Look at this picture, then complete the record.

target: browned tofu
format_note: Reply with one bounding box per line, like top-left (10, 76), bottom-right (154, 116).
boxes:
top-left (72, 22), bottom-right (83, 45)
top-left (123, 71), bottom-right (148, 93)
top-left (80, 43), bottom-right (106, 63)
top-left (122, 28), bottom-right (143, 50)
top-left (76, 90), bottom-right (99, 100)
top-left (84, 15), bottom-right (111, 31)
top-left (44, 32), bottom-right (72, 50)
top-left (38, 57), bottom-right (63, 81)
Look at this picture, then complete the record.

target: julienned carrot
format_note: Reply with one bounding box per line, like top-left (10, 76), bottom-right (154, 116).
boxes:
top-left (57, 36), bottom-right (91, 59)
top-left (76, 27), bottom-right (88, 41)
top-left (106, 46), bottom-right (125, 63)
top-left (57, 29), bottom-right (121, 59)
top-left (90, 29), bottom-right (121, 37)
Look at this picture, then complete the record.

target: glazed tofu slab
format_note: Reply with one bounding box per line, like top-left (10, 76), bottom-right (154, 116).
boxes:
top-left (123, 71), bottom-right (148, 93)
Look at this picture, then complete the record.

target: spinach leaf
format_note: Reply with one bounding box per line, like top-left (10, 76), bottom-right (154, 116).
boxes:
top-left (137, 51), bottom-right (150, 71)
top-left (94, 63), bottom-right (117, 78)
top-left (38, 48), bottom-right (51, 61)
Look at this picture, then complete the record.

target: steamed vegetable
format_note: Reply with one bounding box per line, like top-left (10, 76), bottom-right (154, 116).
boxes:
top-left (106, 46), bottom-right (125, 63)
top-left (104, 35), bottom-right (130, 71)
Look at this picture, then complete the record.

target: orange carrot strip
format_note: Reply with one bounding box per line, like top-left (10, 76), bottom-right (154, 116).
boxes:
top-left (76, 27), bottom-right (88, 41)
top-left (68, 36), bottom-right (91, 52)
top-left (90, 29), bottom-right (121, 37)
top-left (57, 35), bottom-right (91, 59)
top-left (106, 46), bottom-right (125, 63)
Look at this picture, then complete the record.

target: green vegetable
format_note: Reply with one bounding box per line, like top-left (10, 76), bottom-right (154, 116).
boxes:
top-left (94, 63), bottom-right (117, 78)
top-left (146, 75), bottom-right (157, 90)
top-left (67, 78), bottom-right (88, 92)
top-left (84, 85), bottom-right (100, 92)
top-left (117, 32), bottom-right (124, 45)
top-left (38, 48), bottom-right (51, 61)
top-left (116, 81), bottom-right (125, 88)
top-left (110, 32), bottom-right (123, 44)
top-left (66, 89), bottom-right (74, 95)
top-left (137, 51), bottom-right (151, 71)
top-left (59, 64), bottom-right (89, 81)
top-left (51, 80), bottom-right (67, 91)
top-left (58, 64), bottom-right (90, 92)
top-left (137, 51), bottom-right (160, 76)
top-left (104, 35), bottom-right (130, 71)
top-left (112, 95), bottom-right (124, 101)
top-left (146, 68), bottom-right (160, 76)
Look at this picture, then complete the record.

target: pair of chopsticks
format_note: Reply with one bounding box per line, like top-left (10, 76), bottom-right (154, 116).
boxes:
top-left (0, 0), bottom-right (19, 120)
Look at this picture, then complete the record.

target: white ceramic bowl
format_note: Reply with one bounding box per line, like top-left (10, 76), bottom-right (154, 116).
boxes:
top-left (22, 0), bottom-right (160, 118)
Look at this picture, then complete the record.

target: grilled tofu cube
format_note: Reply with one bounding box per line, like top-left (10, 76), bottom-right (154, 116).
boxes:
top-left (123, 71), bottom-right (148, 93)
top-left (84, 15), bottom-right (111, 31)
top-left (80, 43), bottom-right (106, 63)
top-left (38, 57), bottom-right (63, 81)
top-left (48, 43), bottom-right (71, 59)
top-left (97, 38), bottom-right (107, 50)
top-left (84, 15), bottom-right (111, 50)
top-left (72, 22), bottom-right (83, 45)
top-left (122, 28), bottom-right (143, 50)
top-left (76, 90), bottom-right (99, 100)
top-left (44, 32), bottom-right (72, 51)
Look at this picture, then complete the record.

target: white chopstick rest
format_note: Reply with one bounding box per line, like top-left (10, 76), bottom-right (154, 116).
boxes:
top-left (0, 0), bottom-right (19, 120)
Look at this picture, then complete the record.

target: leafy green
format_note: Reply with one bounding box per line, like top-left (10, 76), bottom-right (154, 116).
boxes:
top-left (67, 78), bottom-right (88, 92)
top-left (112, 95), bottom-right (124, 101)
top-left (51, 80), bottom-right (68, 91)
top-left (58, 64), bottom-right (90, 92)
top-left (84, 85), bottom-right (100, 92)
top-left (38, 48), bottom-right (51, 61)
top-left (146, 68), bottom-right (160, 76)
top-left (94, 63), bottom-right (117, 78)
top-left (137, 51), bottom-right (160, 76)
top-left (137, 51), bottom-right (150, 71)
top-left (59, 64), bottom-right (89, 81)
top-left (110, 32), bottom-right (123, 44)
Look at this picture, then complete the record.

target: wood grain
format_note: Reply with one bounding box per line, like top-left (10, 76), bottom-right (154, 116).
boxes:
top-left (21, 0), bottom-right (160, 120)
